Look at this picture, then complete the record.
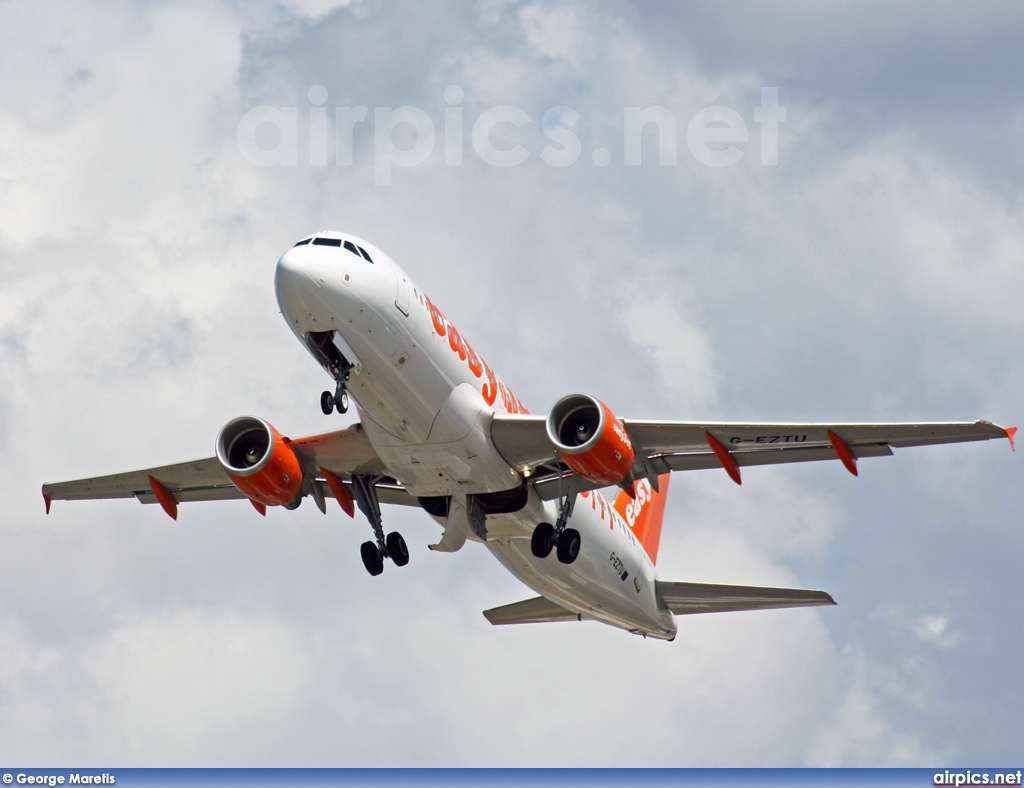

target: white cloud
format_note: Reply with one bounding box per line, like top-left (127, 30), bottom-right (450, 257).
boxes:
top-left (519, 3), bottom-right (583, 67)
top-left (621, 287), bottom-right (719, 413)
top-left (913, 614), bottom-right (957, 647)
top-left (0, 610), bottom-right (312, 763)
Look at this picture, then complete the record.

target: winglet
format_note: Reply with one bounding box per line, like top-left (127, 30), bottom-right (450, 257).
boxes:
top-left (827, 430), bottom-right (859, 477)
top-left (250, 499), bottom-right (267, 516)
top-left (148, 475), bottom-right (178, 521)
top-left (43, 492), bottom-right (51, 515)
top-left (1007, 426), bottom-right (1017, 452)
top-left (705, 432), bottom-right (741, 485)
top-left (320, 467), bottom-right (355, 517)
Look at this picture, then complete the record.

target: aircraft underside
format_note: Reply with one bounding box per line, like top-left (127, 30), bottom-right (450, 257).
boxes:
top-left (41, 231), bottom-right (1015, 640)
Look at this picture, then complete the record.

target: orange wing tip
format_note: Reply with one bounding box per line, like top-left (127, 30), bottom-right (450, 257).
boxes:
top-left (1006, 426), bottom-right (1017, 452)
top-left (705, 431), bottom-right (742, 485)
top-left (827, 429), bottom-right (859, 477)
top-left (320, 467), bottom-right (355, 517)
top-left (250, 499), bottom-right (267, 516)
top-left (147, 475), bottom-right (178, 521)
top-left (43, 493), bottom-right (52, 515)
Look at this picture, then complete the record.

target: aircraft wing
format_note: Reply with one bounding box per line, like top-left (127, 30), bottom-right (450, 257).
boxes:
top-left (42, 423), bottom-right (419, 514)
top-left (655, 581), bottom-right (836, 615)
top-left (490, 416), bottom-right (1015, 497)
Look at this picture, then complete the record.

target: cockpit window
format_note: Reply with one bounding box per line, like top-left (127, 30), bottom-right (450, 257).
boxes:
top-left (343, 240), bottom-right (362, 258)
top-left (293, 238), bottom-right (311, 246)
top-left (312, 237), bottom-right (342, 247)
top-left (357, 246), bottom-right (373, 263)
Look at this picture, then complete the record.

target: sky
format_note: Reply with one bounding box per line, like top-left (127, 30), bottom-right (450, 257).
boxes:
top-left (1, 0), bottom-right (1022, 767)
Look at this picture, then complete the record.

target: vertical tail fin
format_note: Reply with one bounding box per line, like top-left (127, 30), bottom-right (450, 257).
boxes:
top-left (612, 474), bottom-right (671, 565)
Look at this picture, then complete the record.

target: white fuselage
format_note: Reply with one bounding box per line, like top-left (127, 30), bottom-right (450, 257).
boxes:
top-left (275, 233), bottom-right (677, 640)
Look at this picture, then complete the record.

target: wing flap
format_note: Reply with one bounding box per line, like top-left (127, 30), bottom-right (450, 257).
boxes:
top-left (483, 596), bottom-right (582, 625)
top-left (655, 580), bottom-right (836, 615)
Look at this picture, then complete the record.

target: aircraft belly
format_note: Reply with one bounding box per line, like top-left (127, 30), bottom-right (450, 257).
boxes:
top-left (367, 416), bottom-right (522, 497)
top-left (486, 496), bottom-right (676, 639)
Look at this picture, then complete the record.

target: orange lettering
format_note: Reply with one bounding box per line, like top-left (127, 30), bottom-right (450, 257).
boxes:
top-left (447, 324), bottom-right (467, 360)
top-left (466, 343), bottom-right (483, 378)
top-left (481, 361), bottom-right (498, 406)
top-left (426, 296), bottom-right (447, 337)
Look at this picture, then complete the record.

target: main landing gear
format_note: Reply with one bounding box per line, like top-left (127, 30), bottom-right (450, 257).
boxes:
top-left (531, 522), bottom-right (581, 564)
top-left (351, 474), bottom-right (409, 576)
top-left (530, 475), bottom-right (582, 564)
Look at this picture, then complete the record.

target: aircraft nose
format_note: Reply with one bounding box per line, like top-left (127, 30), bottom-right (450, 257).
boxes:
top-left (274, 245), bottom-right (320, 321)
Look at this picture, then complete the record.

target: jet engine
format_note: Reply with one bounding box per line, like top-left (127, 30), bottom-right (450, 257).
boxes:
top-left (545, 394), bottom-right (635, 485)
top-left (216, 416), bottom-right (303, 507)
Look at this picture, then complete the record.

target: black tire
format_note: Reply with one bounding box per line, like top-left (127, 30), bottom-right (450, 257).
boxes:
top-left (336, 390), bottom-right (349, 414)
top-left (360, 541), bottom-right (384, 576)
top-left (386, 531), bottom-right (410, 567)
top-left (320, 390), bottom-right (334, 415)
top-left (556, 528), bottom-right (581, 564)
top-left (531, 522), bottom-right (555, 558)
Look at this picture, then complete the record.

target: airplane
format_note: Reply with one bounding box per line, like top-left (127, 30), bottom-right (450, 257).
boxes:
top-left (42, 231), bottom-right (1017, 641)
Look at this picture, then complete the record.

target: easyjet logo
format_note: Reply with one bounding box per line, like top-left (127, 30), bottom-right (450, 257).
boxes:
top-left (425, 295), bottom-right (527, 414)
top-left (622, 479), bottom-right (654, 527)
top-left (611, 420), bottom-right (632, 451)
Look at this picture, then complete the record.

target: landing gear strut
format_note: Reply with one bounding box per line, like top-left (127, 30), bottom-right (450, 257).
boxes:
top-left (530, 475), bottom-right (582, 564)
top-left (351, 474), bottom-right (409, 576)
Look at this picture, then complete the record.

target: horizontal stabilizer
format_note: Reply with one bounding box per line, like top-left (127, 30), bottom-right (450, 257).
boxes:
top-left (656, 580), bottom-right (835, 615)
top-left (483, 596), bottom-right (582, 626)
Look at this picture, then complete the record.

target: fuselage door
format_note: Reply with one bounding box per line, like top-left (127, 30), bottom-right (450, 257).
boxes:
top-left (395, 272), bottom-right (410, 316)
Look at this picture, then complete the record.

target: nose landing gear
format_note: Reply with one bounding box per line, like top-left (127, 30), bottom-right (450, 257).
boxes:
top-left (320, 386), bottom-right (349, 415)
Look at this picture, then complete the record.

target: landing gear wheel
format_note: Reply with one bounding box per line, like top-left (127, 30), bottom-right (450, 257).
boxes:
top-left (335, 390), bottom-right (349, 414)
top-left (320, 391), bottom-right (335, 415)
top-left (360, 541), bottom-right (384, 576)
top-left (531, 522), bottom-right (554, 558)
top-left (556, 528), bottom-right (581, 565)
top-left (386, 531), bottom-right (410, 567)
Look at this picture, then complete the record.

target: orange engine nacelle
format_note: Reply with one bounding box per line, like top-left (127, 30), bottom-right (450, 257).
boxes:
top-left (216, 416), bottom-right (303, 507)
top-left (546, 394), bottom-right (635, 485)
